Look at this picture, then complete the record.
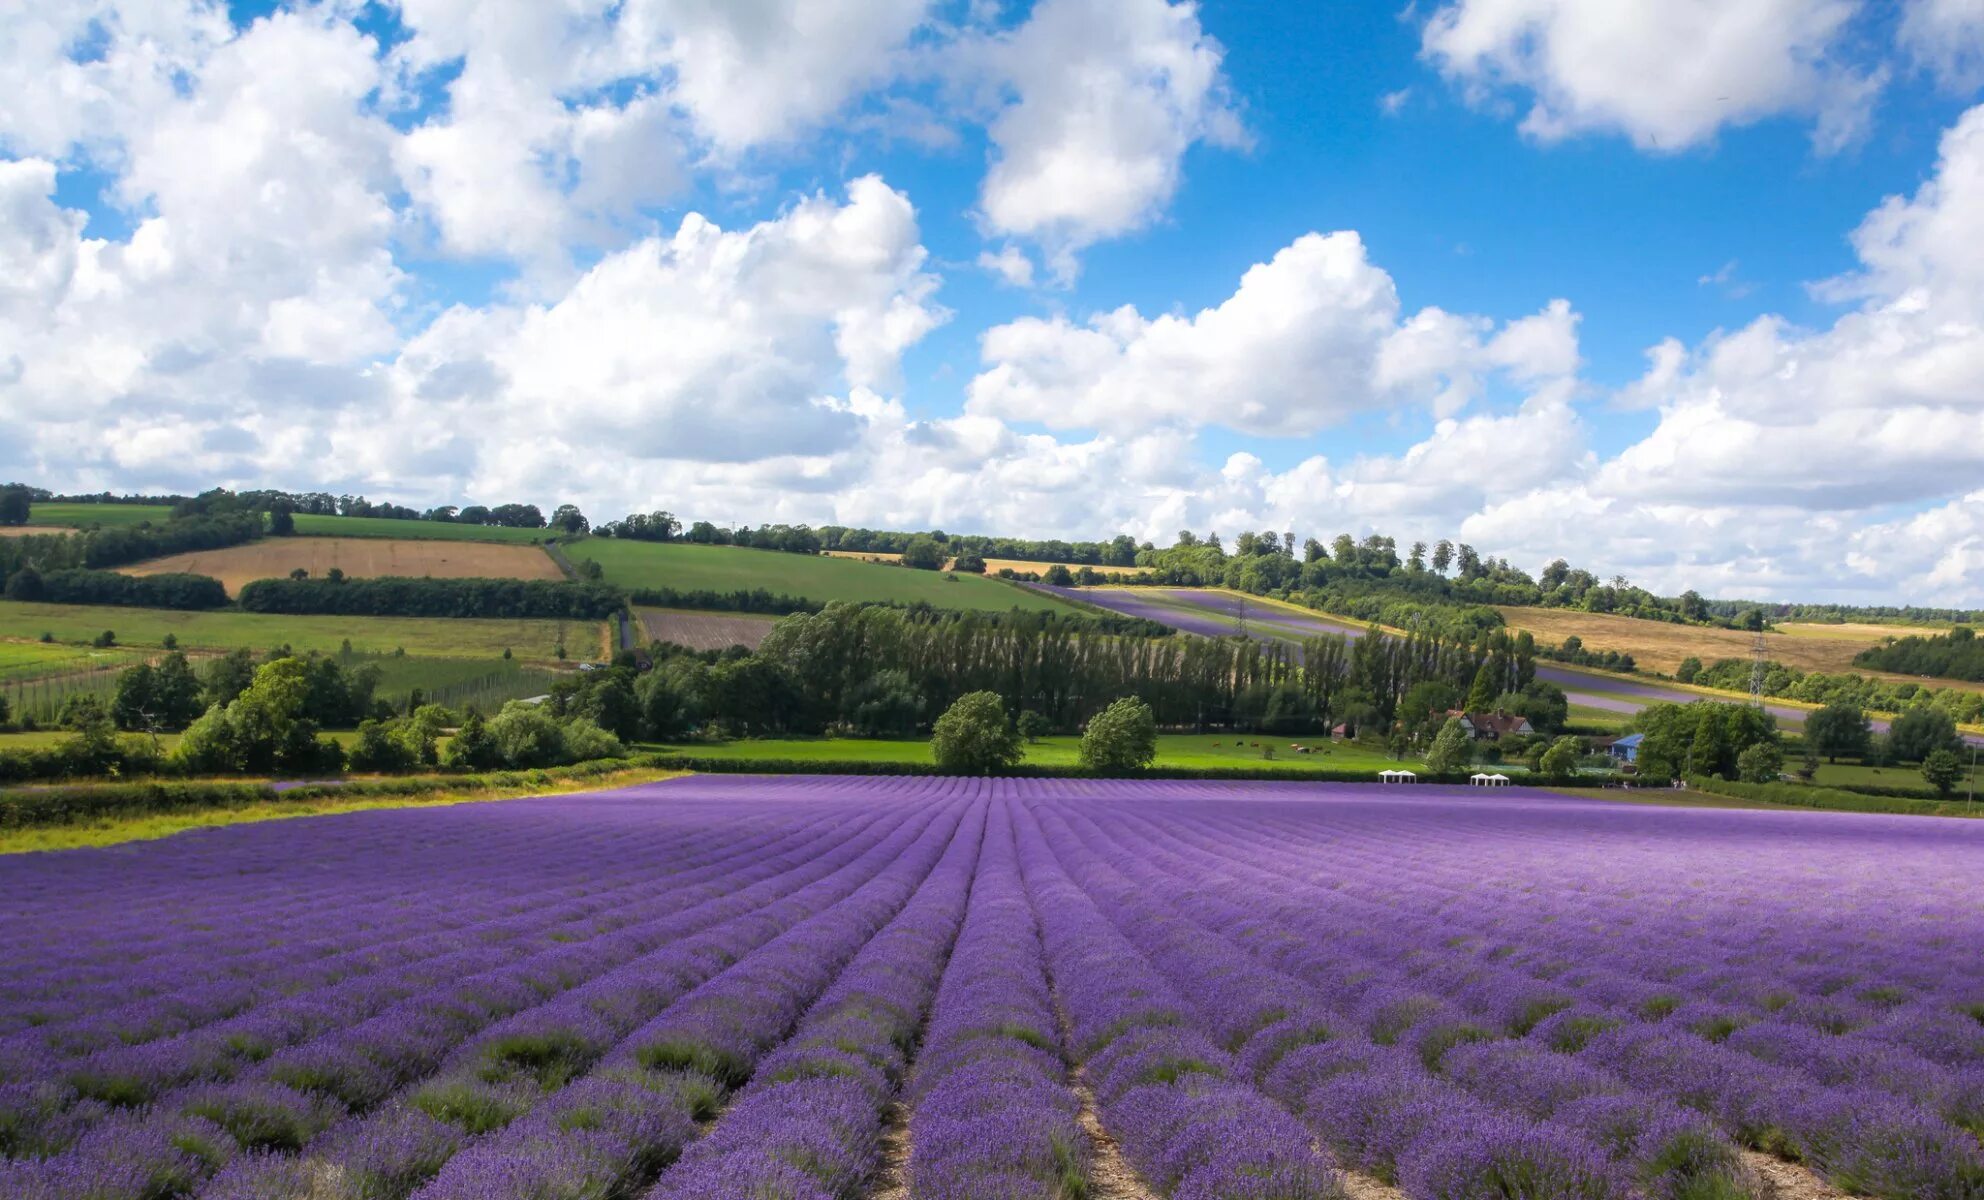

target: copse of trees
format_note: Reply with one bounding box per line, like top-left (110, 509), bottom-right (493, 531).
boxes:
top-left (237, 577), bottom-right (625, 621)
top-left (1631, 700), bottom-right (1780, 783)
top-left (1854, 625), bottom-right (1984, 682)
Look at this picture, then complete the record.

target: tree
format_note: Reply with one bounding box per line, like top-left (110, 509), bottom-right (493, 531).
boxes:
top-left (0, 484), bottom-right (30, 525)
top-left (550, 504), bottom-right (590, 536)
top-left (1633, 701), bottom-right (1778, 781)
top-left (111, 652), bottom-right (203, 733)
top-left (267, 501), bottom-right (295, 536)
top-left (1497, 681), bottom-right (1569, 737)
top-left (1398, 680), bottom-right (1461, 740)
top-left (1431, 540), bottom-right (1454, 575)
top-left (1675, 656), bottom-right (1703, 684)
top-left (1804, 702), bottom-right (1871, 763)
top-left (849, 669), bottom-right (922, 737)
top-left (1079, 697), bottom-right (1157, 772)
top-left (1889, 707), bottom-right (1961, 763)
top-left (444, 710), bottom-right (502, 769)
top-left (1463, 662), bottom-right (1498, 713)
top-left (1016, 710), bottom-right (1051, 743)
top-left (951, 552), bottom-right (987, 574)
top-left (1539, 736), bottom-right (1581, 777)
top-left (348, 719), bottom-right (418, 772)
top-left (174, 657), bottom-right (343, 775)
top-left (900, 536), bottom-right (947, 570)
top-left (4, 565), bottom-right (43, 601)
top-left (1921, 749), bottom-right (1965, 798)
top-left (1042, 564), bottom-right (1075, 586)
top-left (1424, 717), bottom-right (1471, 774)
top-left (1737, 741), bottom-right (1784, 784)
top-left (930, 691), bottom-right (1022, 774)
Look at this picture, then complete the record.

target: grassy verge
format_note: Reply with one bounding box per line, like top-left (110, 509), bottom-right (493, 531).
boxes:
top-left (0, 763), bottom-right (687, 854)
top-left (641, 733), bottom-right (1429, 773)
top-left (1552, 777), bottom-right (1982, 818)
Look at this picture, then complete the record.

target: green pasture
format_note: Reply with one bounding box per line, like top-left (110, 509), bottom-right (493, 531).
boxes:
top-left (1566, 703), bottom-right (1634, 732)
top-left (290, 514), bottom-right (558, 543)
top-left (644, 732), bottom-right (1426, 773)
top-left (24, 503), bottom-right (175, 528)
top-left (0, 601), bottom-right (598, 662)
top-left (0, 641), bottom-right (149, 682)
top-left (566, 539), bottom-right (1079, 614)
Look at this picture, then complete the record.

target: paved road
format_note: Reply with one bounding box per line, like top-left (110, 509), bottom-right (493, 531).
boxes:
top-left (1039, 584), bottom-right (1984, 744)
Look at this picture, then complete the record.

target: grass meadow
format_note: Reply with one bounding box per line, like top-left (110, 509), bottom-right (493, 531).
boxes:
top-left (24, 502), bottom-right (174, 527)
top-left (567, 539), bottom-right (1081, 613)
top-left (290, 514), bottom-right (562, 543)
top-left (0, 601), bottom-right (600, 661)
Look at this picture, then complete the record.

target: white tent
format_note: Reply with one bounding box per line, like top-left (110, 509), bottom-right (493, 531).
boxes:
top-left (1471, 773), bottom-right (1512, 787)
top-left (1379, 769), bottom-right (1417, 784)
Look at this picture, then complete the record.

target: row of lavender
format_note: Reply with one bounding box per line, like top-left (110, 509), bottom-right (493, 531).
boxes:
top-left (0, 778), bottom-right (959, 1197)
top-left (1017, 780), bottom-right (1984, 1199)
top-left (3, 777), bottom-right (1980, 1199)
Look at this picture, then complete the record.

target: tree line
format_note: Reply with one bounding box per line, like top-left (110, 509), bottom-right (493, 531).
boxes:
top-left (237, 577), bottom-right (625, 620)
top-left (1679, 653), bottom-right (1984, 727)
top-left (2, 568), bottom-right (228, 610)
top-left (594, 601), bottom-right (1542, 742)
top-left (1852, 626), bottom-right (1984, 683)
top-left (0, 512), bottom-right (263, 600)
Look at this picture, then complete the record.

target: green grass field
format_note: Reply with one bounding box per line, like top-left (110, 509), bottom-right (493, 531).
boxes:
top-left (643, 733), bottom-right (1428, 772)
top-left (24, 503), bottom-right (175, 528)
top-left (0, 641), bottom-right (151, 682)
top-left (291, 514), bottom-right (558, 543)
top-left (1805, 758), bottom-right (1980, 793)
top-left (566, 539), bottom-right (1081, 614)
top-left (0, 601), bottom-right (600, 661)
top-left (1567, 703), bottom-right (1633, 732)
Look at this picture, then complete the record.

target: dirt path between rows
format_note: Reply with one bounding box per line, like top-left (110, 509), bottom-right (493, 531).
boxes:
top-left (866, 1099), bottom-right (911, 1200)
top-left (1336, 1165), bottom-right (1411, 1200)
top-left (1067, 1061), bottom-right (1162, 1200)
top-left (1743, 1150), bottom-right (1855, 1200)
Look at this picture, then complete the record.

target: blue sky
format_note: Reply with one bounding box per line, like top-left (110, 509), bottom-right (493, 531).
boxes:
top-left (4, 1), bottom-right (1984, 602)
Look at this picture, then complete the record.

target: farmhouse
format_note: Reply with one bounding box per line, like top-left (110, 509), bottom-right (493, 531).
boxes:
top-left (1451, 710), bottom-right (1534, 740)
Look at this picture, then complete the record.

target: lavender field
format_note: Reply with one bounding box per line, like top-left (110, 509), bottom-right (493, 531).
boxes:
top-left (1, 779), bottom-right (1980, 1200)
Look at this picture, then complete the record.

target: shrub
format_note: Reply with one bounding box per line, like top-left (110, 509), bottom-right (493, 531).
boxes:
top-left (1079, 696), bottom-right (1158, 771)
top-left (930, 691), bottom-right (1023, 774)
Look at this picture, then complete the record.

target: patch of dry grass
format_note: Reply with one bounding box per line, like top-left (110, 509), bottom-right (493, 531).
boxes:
top-left (636, 609), bottom-right (778, 651)
top-left (122, 536), bottom-right (563, 596)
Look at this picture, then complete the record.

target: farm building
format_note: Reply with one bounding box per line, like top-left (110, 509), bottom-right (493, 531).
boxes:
top-left (1598, 732), bottom-right (1644, 764)
top-left (1451, 710), bottom-right (1534, 740)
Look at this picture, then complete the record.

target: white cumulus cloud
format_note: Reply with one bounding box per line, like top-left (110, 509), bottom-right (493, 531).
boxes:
top-left (1421, 0), bottom-right (1882, 152)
